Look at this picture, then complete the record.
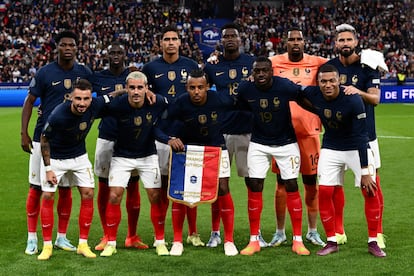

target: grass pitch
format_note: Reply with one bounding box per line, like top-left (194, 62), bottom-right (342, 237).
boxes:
top-left (0, 104), bottom-right (413, 275)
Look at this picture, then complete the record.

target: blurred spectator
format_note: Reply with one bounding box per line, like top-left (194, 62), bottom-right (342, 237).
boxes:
top-left (0, 0), bottom-right (413, 82)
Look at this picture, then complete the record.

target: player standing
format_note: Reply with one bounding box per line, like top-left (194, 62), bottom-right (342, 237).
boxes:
top-left (268, 27), bottom-right (327, 247)
top-left (300, 64), bottom-right (385, 258)
top-left (21, 30), bottom-right (92, 255)
top-left (155, 69), bottom-right (239, 256)
top-left (38, 79), bottom-right (123, 260)
top-left (326, 24), bottom-right (385, 248)
top-left (236, 57), bottom-right (309, 256)
top-left (99, 72), bottom-right (169, 257)
top-left (204, 23), bottom-right (268, 247)
top-left (142, 25), bottom-right (204, 248)
top-left (92, 42), bottom-right (147, 251)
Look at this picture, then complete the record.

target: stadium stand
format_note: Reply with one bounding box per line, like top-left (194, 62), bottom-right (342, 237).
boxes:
top-left (0, 0), bottom-right (413, 83)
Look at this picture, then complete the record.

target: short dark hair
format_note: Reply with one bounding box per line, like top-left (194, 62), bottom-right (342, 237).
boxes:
top-left (72, 78), bottom-right (92, 91)
top-left (254, 56), bottom-right (272, 67)
top-left (189, 69), bottom-right (209, 84)
top-left (161, 25), bottom-right (179, 38)
top-left (54, 30), bottom-right (78, 45)
top-left (317, 64), bottom-right (339, 77)
top-left (221, 23), bottom-right (240, 33)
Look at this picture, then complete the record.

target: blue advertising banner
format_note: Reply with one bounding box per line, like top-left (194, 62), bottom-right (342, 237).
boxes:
top-left (380, 85), bottom-right (414, 103)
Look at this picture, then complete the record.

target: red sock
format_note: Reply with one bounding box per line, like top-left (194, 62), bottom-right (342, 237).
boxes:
top-left (171, 202), bottom-right (186, 242)
top-left (362, 189), bottom-right (380, 238)
top-left (286, 191), bottom-right (303, 237)
top-left (106, 203), bottom-right (121, 242)
top-left (26, 187), bottom-right (42, 233)
top-left (333, 186), bottom-right (345, 234)
top-left (57, 188), bottom-right (72, 234)
top-left (211, 200), bottom-right (220, 232)
top-left (219, 193), bottom-right (235, 243)
top-left (79, 198), bottom-right (94, 240)
top-left (275, 183), bottom-right (287, 228)
top-left (304, 183), bottom-right (318, 218)
top-left (247, 189), bottom-right (262, 235)
top-left (318, 186), bottom-right (335, 238)
top-left (376, 174), bottom-right (384, 233)
top-left (40, 198), bottom-right (54, 242)
top-left (186, 206), bottom-right (197, 235)
top-left (160, 186), bottom-right (169, 223)
top-left (97, 179), bottom-right (109, 235)
top-left (151, 201), bottom-right (165, 241)
top-left (126, 178), bottom-right (140, 237)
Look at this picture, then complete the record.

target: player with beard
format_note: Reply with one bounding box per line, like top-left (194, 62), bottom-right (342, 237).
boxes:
top-left (92, 42), bottom-right (148, 252)
top-left (268, 27), bottom-right (327, 248)
top-left (21, 30), bottom-right (92, 256)
top-left (37, 79), bottom-right (124, 260)
top-left (326, 24), bottom-right (385, 248)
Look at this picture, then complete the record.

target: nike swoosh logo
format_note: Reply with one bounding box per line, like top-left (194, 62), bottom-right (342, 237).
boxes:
top-left (279, 70), bottom-right (285, 73)
top-left (52, 81), bottom-right (61, 86)
top-left (101, 87), bottom-right (111, 91)
top-left (42, 224), bottom-right (51, 228)
top-left (293, 208), bottom-right (302, 212)
top-left (216, 72), bottom-right (225, 76)
top-left (155, 74), bottom-right (164, 78)
top-left (107, 223), bottom-right (116, 227)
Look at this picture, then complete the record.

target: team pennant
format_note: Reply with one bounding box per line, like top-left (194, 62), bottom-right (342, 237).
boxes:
top-left (168, 145), bottom-right (221, 207)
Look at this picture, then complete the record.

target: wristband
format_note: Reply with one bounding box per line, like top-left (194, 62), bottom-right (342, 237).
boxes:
top-left (361, 168), bottom-right (369, 176)
top-left (45, 165), bottom-right (52, 172)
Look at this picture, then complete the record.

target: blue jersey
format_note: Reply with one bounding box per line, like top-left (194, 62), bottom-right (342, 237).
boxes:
top-left (204, 53), bottom-right (255, 134)
top-left (42, 97), bottom-right (108, 159)
top-left (142, 56), bottom-right (199, 137)
top-left (29, 61), bottom-right (93, 141)
top-left (236, 77), bottom-right (299, 146)
top-left (156, 90), bottom-right (233, 149)
top-left (326, 57), bottom-right (380, 141)
top-left (91, 68), bottom-right (130, 140)
top-left (108, 94), bottom-right (168, 158)
top-left (301, 86), bottom-right (370, 166)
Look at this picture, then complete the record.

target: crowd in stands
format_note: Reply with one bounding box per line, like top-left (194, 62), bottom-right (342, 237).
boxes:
top-left (0, 0), bottom-right (413, 83)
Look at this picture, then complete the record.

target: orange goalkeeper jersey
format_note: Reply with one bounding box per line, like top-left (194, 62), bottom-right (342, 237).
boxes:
top-left (270, 53), bottom-right (327, 137)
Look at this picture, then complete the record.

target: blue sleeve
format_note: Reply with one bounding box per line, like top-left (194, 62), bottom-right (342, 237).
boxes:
top-left (353, 96), bottom-right (369, 167)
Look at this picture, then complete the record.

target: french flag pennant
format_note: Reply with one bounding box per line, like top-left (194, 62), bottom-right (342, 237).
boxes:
top-left (168, 145), bottom-right (221, 207)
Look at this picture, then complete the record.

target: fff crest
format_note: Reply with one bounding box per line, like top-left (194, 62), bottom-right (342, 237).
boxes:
top-left (260, 99), bottom-right (268, 109)
top-left (229, 69), bottom-right (237, 80)
top-left (79, 122), bottom-right (87, 131)
top-left (64, 79), bottom-right (72, 89)
top-left (198, 114), bottom-right (207, 124)
top-left (115, 84), bottom-right (124, 91)
top-left (134, 116), bottom-right (142, 126)
top-left (168, 71), bottom-right (176, 81)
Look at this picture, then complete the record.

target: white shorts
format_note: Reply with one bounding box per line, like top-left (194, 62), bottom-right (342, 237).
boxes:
top-left (41, 154), bottom-right (95, 193)
top-left (29, 142), bottom-right (71, 187)
top-left (223, 133), bottom-right (250, 177)
top-left (369, 139), bottom-right (381, 169)
top-left (94, 138), bottom-right (114, 178)
top-left (318, 148), bottom-right (376, 187)
top-left (219, 150), bottom-right (231, 178)
top-left (109, 155), bottom-right (161, 189)
top-left (247, 141), bottom-right (300, 180)
top-left (156, 140), bottom-right (170, 176)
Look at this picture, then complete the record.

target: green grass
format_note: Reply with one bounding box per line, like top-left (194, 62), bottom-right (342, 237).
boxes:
top-left (0, 104), bottom-right (413, 275)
